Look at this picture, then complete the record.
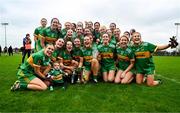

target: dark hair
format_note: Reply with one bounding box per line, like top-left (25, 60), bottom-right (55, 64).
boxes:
top-left (51, 18), bottom-right (59, 24)
top-left (72, 23), bottom-right (76, 28)
top-left (110, 23), bottom-right (116, 27)
top-left (130, 29), bottom-right (136, 35)
top-left (26, 33), bottom-right (30, 36)
top-left (124, 31), bottom-right (130, 36)
top-left (94, 22), bottom-right (100, 26)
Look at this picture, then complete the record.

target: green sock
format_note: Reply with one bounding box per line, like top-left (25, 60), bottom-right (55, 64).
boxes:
top-left (20, 83), bottom-right (27, 89)
top-left (93, 75), bottom-right (97, 79)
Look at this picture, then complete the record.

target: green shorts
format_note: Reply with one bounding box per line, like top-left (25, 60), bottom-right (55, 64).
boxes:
top-left (101, 64), bottom-right (116, 72)
top-left (117, 68), bottom-right (135, 74)
top-left (136, 66), bottom-right (155, 75)
top-left (17, 69), bottom-right (36, 89)
top-left (84, 64), bottom-right (91, 71)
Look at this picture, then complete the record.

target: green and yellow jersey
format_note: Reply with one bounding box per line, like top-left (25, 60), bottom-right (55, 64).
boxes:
top-left (34, 26), bottom-right (46, 52)
top-left (20, 49), bottom-right (50, 72)
top-left (72, 47), bottom-right (83, 62)
top-left (17, 50), bottom-right (51, 88)
top-left (98, 44), bottom-right (115, 64)
top-left (42, 26), bottom-right (59, 45)
top-left (116, 46), bottom-right (135, 71)
top-left (51, 48), bottom-right (64, 62)
top-left (132, 42), bottom-right (158, 75)
top-left (82, 47), bottom-right (93, 70)
top-left (97, 44), bottom-right (116, 72)
top-left (48, 69), bottom-right (64, 83)
top-left (61, 50), bottom-right (73, 66)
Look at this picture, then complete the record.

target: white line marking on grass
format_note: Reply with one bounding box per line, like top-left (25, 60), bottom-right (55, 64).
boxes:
top-left (156, 74), bottom-right (180, 84)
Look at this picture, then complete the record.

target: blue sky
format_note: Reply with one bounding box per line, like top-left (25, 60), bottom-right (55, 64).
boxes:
top-left (0, 0), bottom-right (180, 50)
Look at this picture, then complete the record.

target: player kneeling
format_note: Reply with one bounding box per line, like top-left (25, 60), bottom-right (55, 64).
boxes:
top-left (131, 32), bottom-right (178, 86)
top-left (11, 44), bottom-right (54, 91)
top-left (82, 36), bottom-right (99, 83)
top-left (72, 38), bottom-right (84, 83)
top-left (60, 41), bottom-right (78, 83)
top-left (114, 35), bottom-right (135, 84)
top-left (97, 33), bottom-right (116, 82)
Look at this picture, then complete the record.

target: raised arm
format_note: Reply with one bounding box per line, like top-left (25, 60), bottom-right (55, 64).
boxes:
top-left (157, 36), bottom-right (178, 51)
top-left (157, 44), bottom-right (170, 51)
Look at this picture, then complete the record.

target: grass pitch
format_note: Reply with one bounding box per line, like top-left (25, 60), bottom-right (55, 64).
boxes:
top-left (0, 54), bottom-right (180, 112)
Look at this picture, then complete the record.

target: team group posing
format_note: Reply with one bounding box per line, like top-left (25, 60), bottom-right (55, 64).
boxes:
top-left (11, 18), bottom-right (178, 91)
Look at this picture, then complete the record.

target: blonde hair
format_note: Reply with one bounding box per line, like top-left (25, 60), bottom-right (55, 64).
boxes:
top-left (132, 32), bottom-right (141, 37)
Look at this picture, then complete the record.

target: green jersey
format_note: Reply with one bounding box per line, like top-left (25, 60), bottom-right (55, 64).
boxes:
top-left (51, 48), bottom-right (64, 62)
top-left (72, 47), bottom-right (83, 62)
top-left (82, 47), bottom-right (93, 67)
top-left (52, 49), bottom-right (60, 58)
top-left (49, 69), bottom-right (64, 83)
top-left (61, 28), bottom-right (67, 38)
top-left (116, 46), bottom-right (135, 70)
top-left (98, 36), bottom-right (103, 45)
top-left (42, 26), bottom-right (59, 45)
top-left (34, 26), bottom-right (45, 38)
top-left (132, 42), bottom-right (158, 74)
top-left (16, 50), bottom-right (51, 89)
top-left (34, 26), bottom-right (46, 51)
top-left (109, 35), bottom-right (116, 45)
top-left (20, 49), bottom-right (50, 73)
top-left (72, 32), bottom-right (77, 39)
top-left (61, 50), bottom-right (73, 66)
top-left (93, 30), bottom-right (101, 42)
top-left (97, 44), bottom-right (115, 66)
top-left (58, 30), bottom-right (63, 39)
top-left (92, 42), bottom-right (98, 50)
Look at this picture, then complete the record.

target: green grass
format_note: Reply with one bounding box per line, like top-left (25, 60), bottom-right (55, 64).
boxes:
top-left (0, 54), bottom-right (180, 112)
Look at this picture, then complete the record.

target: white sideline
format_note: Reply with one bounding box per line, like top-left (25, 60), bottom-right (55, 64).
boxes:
top-left (156, 74), bottom-right (180, 84)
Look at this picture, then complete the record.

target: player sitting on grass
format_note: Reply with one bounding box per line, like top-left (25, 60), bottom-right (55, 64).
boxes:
top-left (46, 62), bottom-right (68, 91)
top-left (11, 44), bottom-right (54, 91)
top-left (131, 32), bottom-right (178, 86)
